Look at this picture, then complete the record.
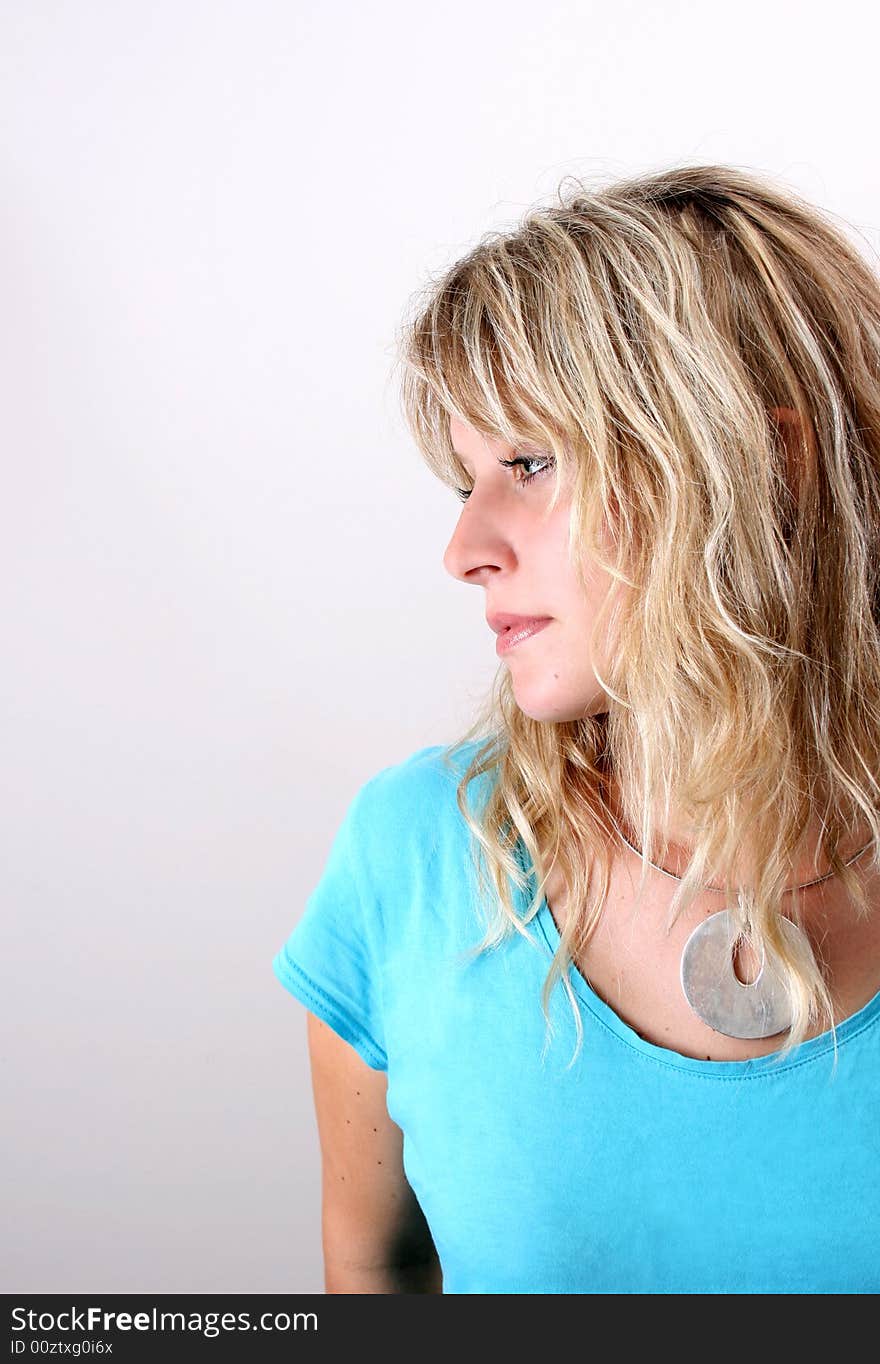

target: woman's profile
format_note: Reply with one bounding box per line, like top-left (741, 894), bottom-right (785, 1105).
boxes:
top-left (273, 163), bottom-right (880, 1293)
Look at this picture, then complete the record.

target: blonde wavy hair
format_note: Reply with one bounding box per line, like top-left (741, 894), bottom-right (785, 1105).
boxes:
top-left (393, 163), bottom-right (880, 1071)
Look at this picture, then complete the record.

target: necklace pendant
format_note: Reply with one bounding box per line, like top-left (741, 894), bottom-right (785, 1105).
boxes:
top-left (680, 908), bottom-right (809, 1039)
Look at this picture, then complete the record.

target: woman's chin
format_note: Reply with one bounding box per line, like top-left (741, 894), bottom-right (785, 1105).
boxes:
top-left (512, 684), bottom-right (609, 725)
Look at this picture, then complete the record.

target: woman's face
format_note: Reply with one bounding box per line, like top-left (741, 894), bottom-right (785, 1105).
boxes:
top-left (443, 416), bottom-right (622, 722)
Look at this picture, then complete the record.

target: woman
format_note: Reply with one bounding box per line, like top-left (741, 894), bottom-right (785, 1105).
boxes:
top-left (272, 163), bottom-right (880, 1293)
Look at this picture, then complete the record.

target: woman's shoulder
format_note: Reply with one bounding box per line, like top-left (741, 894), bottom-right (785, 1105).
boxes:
top-left (359, 736), bottom-right (488, 804)
top-left (348, 736), bottom-right (490, 862)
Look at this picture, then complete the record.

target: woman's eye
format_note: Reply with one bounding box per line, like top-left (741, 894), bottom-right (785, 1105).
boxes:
top-left (499, 454), bottom-right (555, 487)
top-left (454, 453), bottom-right (555, 503)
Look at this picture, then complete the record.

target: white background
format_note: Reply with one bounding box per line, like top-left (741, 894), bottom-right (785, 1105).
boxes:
top-left (2, 0), bottom-right (878, 1292)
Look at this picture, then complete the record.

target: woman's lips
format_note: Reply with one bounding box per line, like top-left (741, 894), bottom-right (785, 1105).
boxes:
top-left (494, 618), bottom-right (553, 656)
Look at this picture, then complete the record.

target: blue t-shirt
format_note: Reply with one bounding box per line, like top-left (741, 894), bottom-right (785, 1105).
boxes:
top-left (272, 741), bottom-right (880, 1293)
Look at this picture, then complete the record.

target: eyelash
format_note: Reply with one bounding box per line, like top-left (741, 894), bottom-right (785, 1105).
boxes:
top-left (454, 454), bottom-right (555, 503)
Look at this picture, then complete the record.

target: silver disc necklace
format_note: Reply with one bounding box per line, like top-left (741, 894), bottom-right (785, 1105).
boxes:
top-left (603, 804), bottom-right (875, 1039)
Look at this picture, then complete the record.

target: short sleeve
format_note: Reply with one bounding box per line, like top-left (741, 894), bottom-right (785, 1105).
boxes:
top-left (271, 780), bottom-right (388, 1071)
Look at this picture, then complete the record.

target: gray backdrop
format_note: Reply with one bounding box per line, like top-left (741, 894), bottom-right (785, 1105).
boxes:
top-left (3, 0), bottom-right (878, 1293)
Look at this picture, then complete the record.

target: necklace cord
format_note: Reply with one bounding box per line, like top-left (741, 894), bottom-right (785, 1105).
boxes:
top-left (601, 798), bottom-right (875, 894)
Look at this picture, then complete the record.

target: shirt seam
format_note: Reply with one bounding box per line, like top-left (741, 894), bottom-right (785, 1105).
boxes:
top-left (273, 950), bottom-right (388, 1070)
top-left (571, 985), bottom-right (879, 1079)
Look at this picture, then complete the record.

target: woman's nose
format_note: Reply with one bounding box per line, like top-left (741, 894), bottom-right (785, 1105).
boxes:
top-left (442, 510), bottom-right (513, 582)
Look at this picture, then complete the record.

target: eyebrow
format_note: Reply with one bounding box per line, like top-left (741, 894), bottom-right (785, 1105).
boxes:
top-left (450, 446), bottom-right (515, 463)
top-left (451, 446), bottom-right (540, 470)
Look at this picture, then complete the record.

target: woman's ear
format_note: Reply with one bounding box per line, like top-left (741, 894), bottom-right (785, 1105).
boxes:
top-left (769, 405), bottom-right (815, 506)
